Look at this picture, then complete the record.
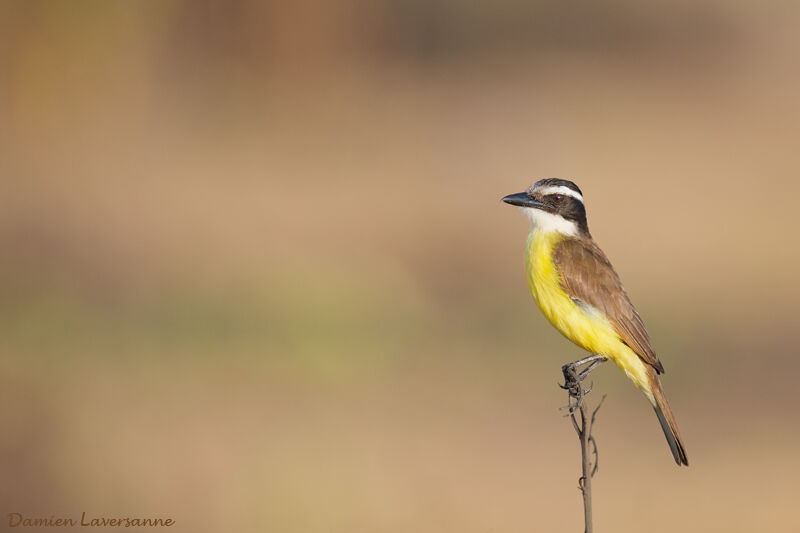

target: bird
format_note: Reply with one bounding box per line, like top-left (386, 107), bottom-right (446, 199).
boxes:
top-left (502, 178), bottom-right (688, 466)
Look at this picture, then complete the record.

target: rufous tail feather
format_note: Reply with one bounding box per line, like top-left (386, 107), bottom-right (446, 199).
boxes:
top-left (650, 374), bottom-right (688, 466)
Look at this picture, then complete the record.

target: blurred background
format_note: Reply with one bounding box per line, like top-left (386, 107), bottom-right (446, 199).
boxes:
top-left (2, 1), bottom-right (799, 531)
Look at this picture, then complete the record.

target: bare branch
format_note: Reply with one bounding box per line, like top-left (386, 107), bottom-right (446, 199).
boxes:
top-left (560, 355), bottom-right (606, 533)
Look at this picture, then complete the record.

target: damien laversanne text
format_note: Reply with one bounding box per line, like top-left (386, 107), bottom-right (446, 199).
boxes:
top-left (7, 512), bottom-right (175, 528)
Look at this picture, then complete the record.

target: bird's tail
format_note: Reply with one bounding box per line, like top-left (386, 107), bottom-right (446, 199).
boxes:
top-left (650, 374), bottom-right (689, 466)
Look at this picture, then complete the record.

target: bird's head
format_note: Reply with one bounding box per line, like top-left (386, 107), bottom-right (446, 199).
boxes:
top-left (502, 178), bottom-right (589, 236)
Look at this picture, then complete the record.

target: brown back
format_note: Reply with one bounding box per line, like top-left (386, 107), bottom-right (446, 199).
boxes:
top-left (553, 237), bottom-right (665, 374)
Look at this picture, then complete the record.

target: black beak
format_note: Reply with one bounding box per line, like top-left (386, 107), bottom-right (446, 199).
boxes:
top-left (502, 192), bottom-right (545, 209)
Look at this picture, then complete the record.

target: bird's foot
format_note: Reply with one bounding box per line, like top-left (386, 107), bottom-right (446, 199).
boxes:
top-left (560, 354), bottom-right (607, 412)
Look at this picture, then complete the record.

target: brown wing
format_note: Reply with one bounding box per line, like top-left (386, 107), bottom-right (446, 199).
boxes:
top-left (553, 237), bottom-right (664, 374)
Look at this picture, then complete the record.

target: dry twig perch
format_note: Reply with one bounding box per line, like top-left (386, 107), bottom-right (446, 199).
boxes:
top-left (560, 354), bottom-right (607, 533)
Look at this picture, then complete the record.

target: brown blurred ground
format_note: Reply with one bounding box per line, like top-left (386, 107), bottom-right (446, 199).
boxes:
top-left (1, 1), bottom-right (799, 531)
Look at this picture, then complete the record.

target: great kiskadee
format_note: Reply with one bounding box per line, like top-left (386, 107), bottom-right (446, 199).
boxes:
top-left (503, 178), bottom-right (688, 466)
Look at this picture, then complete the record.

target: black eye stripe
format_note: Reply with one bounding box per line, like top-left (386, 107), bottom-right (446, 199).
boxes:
top-left (544, 193), bottom-right (566, 202)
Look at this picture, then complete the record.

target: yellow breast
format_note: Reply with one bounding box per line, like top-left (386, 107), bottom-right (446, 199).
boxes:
top-left (525, 228), bottom-right (652, 396)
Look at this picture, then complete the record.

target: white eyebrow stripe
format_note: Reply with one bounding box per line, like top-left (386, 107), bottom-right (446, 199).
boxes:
top-left (535, 185), bottom-right (584, 203)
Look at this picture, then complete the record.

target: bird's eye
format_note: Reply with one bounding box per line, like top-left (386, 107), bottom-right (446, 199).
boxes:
top-left (554, 194), bottom-right (564, 202)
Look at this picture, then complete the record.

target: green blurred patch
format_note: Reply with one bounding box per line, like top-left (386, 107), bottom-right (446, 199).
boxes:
top-left (0, 269), bottom-right (438, 382)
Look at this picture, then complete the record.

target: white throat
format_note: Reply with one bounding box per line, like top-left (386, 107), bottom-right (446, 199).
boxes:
top-left (521, 207), bottom-right (579, 236)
